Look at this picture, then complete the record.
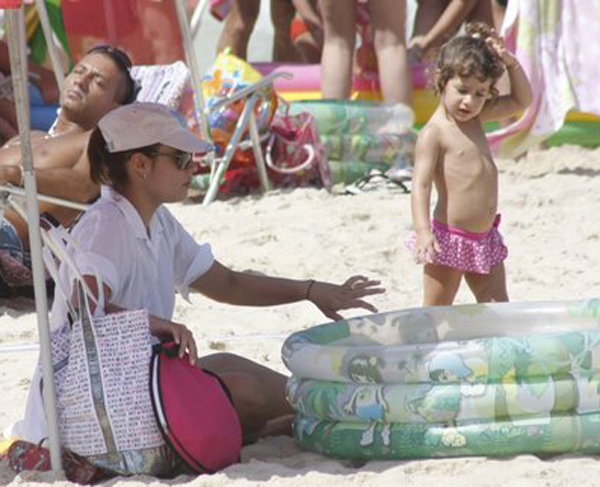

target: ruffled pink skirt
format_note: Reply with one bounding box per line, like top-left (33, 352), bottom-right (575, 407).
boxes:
top-left (407, 215), bottom-right (508, 274)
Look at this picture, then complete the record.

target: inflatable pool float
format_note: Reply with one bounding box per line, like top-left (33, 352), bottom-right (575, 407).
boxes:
top-left (283, 298), bottom-right (600, 459)
top-left (287, 100), bottom-right (416, 184)
top-left (255, 62), bottom-right (600, 147)
top-left (254, 61), bottom-right (436, 126)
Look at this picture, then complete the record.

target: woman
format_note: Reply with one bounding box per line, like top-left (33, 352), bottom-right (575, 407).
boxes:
top-left (13, 102), bottom-right (384, 456)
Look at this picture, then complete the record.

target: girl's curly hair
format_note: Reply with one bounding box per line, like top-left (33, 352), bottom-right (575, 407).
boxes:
top-left (432, 22), bottom-right (505, 98)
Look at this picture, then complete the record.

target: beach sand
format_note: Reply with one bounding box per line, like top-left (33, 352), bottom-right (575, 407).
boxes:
top-left (1, 144), bottom-right (600, 486)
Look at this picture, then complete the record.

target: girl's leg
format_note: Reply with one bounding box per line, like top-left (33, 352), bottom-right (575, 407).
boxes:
top-left (464, 262), bottom-right (509, 303)
top-left (197, 352), bottom-right (294, 442)
top-left (423, 263), bottom-right (463, 306)
top-left (318, 0), bottom-right (357, 99)
top-left (369, 0), bottom-right (412, 105)
top-left (216, 0), bottom-right (261, 59)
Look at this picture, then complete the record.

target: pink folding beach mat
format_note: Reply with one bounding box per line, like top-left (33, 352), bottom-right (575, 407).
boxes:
top-left (150, 342), bottom-right (243, 474)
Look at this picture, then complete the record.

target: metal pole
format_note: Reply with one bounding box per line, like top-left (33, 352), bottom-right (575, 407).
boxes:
top-left (190, 0), bottom-right (209, 41)
top-left (5, 8), bottom-right (63, 476)
top-left (33, 0), bottom-right (64, 91)
top-left (173, 0), bottom-right (212, 145)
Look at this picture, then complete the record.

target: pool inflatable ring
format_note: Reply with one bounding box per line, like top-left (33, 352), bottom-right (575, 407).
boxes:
top-left (288, 373), bottom-right (600, 424)
top-left (283, 298), bottom-right (600, 459)
top-left (294, 411), bottom-right (600, 460)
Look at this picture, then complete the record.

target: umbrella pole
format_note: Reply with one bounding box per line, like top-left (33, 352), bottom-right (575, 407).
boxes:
top-left (5, 8), bottom-right (63, 475)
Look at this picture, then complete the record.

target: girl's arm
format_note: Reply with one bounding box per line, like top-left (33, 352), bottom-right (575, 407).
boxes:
top-left (190, 260), bottom-right (384, 321)
top-left (411, 124), bottom-right (442, 262)
top-left (481, 36), bottom-right (533, 121)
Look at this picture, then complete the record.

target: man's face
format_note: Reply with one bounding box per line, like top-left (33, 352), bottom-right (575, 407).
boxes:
top-left (61, 53), bottom-right (124, 127)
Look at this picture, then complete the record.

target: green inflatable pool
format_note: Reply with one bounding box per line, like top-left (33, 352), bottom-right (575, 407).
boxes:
top-left (283, 298), bottom-right (600, 459)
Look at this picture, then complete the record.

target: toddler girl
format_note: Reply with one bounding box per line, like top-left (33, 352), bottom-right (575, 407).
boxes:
top-left (409, 23), bottom-right (532, 306)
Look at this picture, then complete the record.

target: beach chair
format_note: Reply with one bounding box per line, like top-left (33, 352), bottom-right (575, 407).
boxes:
top-left (57, 0), bottom-right (288, 204)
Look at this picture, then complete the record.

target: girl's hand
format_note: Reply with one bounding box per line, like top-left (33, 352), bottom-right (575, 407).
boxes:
top-left (307, 275), bottom-right (385, 321)
top-left (414, 231), bottom-right (440, 264)
top-left (485, 29), bottom-right (517, 67)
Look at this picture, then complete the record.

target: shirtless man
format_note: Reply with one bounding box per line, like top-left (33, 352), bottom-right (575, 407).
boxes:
top-left (0, 46), bottom-right (136, 294)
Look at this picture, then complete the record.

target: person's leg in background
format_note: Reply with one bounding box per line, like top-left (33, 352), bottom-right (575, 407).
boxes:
top-left (290, 0), bottom-right (323, 64)
top-left (370, 0), bottom-right (412, 105)
top-left (216, 0), bottom-right (261, 59)
top-left (319, 0), bottom-right (357, 99)
top-left (271, 0), bottom-right (302, 62)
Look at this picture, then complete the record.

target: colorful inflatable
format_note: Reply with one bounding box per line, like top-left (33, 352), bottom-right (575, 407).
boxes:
top-left (283, 298), bottom-right (600, 460)
top-left (255, 62), bottom-right (600, 147)
top-left (254, 62), bottom-right (436, 127)
top-left (286, 100), bottom-right (416, 185)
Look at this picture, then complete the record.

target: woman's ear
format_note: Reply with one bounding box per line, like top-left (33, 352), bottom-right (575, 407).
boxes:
top-left (129, 152), bottom-right (152, 180)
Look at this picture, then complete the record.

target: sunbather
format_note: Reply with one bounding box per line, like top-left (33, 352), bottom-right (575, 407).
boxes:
top-left (0, 45), bottom-right (136, 296)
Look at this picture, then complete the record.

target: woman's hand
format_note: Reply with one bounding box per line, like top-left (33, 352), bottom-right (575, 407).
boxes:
top-left (414, 230), bottom-right (440, 264)
top-left (307, 275), bottom-right (385, 321)
top-left (149, 318), bottom-right (198, 365)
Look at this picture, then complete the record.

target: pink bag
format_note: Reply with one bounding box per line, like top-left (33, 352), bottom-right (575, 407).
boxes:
top-left (265, 107), bottom-right (331, 190)
top-left (150, 342), bottom-right (242, 474)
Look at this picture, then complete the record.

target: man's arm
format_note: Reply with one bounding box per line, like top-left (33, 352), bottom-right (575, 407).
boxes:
top-left (0, 130), bottom-right (99, 204)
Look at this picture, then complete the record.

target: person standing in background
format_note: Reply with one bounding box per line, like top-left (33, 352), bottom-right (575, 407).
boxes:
top-left (319, 0), bottom-right (411, 105)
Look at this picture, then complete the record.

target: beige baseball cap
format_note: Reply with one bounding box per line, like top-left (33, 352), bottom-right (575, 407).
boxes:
top-left (98, 102), bottom-right (213, 154)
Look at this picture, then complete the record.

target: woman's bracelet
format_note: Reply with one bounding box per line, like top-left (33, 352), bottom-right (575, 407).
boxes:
top-left (506, 62), bottom-right (520, 70)
top-left (305, 279), bottom-right (316, 300)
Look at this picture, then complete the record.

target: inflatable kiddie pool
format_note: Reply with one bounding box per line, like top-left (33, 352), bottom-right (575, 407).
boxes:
top-left (283, 298), bottom-right (600, 460)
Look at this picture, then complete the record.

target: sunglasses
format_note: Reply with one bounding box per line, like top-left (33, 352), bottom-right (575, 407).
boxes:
top-left (148, 151), bottom-right (194, 171)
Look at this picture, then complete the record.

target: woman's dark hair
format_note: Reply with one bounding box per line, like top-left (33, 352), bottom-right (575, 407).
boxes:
top-left (433, 22), bottom-right (505, 98)
top-left (87, 127), bottom-right (159, 192)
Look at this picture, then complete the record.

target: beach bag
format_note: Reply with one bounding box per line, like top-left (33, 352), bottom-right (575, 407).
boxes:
top-left (265, 105), bottom-right (331, 190)
top-left (39, 225), bottom-right (179, 477)
top-left (150, 341), bottom-right (242, 474)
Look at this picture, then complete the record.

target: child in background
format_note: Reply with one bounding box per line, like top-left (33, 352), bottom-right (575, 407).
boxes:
top-left (409, 23), bottom-right (532, 306)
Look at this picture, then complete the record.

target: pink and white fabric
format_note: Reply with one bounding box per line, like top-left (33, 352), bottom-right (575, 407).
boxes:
top-left (487, 0), bottom-right (600, 158)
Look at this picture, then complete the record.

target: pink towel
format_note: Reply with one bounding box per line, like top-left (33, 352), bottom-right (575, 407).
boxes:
top-left (487, 0), bottom-right (600, 158)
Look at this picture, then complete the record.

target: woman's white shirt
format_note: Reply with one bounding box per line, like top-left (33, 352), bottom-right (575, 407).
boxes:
top-left (50, 185), bottom-right (214, 330)
top-left (10, 185), bottom-right (214, 442)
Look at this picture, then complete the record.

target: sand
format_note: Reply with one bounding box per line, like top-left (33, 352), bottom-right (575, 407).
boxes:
top-left (1, 144), bottom-right (600, 486)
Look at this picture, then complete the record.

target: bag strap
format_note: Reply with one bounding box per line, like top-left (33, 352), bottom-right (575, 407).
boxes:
top-left (265, 135), bottom-right (316, 174)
